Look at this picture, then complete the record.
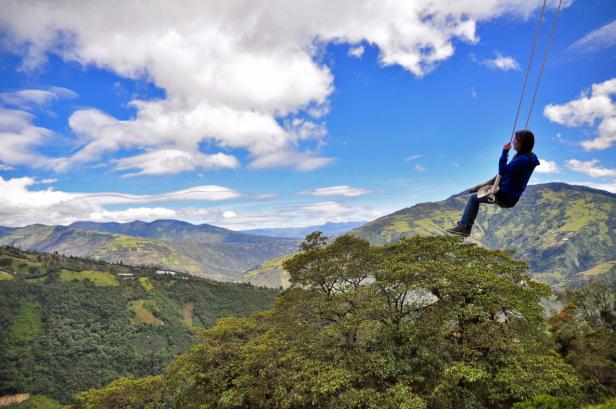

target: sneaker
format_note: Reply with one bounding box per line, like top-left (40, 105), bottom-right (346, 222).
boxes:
top-left (446, 224), bottom-right (471, 238)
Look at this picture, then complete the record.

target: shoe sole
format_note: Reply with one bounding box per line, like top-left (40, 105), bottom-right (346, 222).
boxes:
top-left (445, 229), bottom-right (470, 238)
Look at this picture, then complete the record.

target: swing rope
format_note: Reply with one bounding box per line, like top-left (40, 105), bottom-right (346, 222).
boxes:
top-left (486, 0), bottom-right (562, 203)
top-left (524, 0), bottom-right (564, 129)
top-left (508, 0), bottom-right (547, 144)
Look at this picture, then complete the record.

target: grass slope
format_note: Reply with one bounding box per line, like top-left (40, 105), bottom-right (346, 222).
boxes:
top-left (236, 254), bottom-right (294, 288)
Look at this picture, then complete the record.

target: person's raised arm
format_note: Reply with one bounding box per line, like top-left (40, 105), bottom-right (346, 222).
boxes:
top-left (499, 142), bottom-right (511, 175)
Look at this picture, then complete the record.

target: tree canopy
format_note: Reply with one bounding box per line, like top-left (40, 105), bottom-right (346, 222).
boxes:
top-left (72, 235), bottom-right (586, 409)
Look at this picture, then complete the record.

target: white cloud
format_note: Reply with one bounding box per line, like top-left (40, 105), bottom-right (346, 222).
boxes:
top-left (113, 148), bottom-right (240, 177)
top-left (544, 77), bottom-right (616, 150)
top-left (482, 52), bottom-right (520, 71)
top-left (89, 207), bottom-right (177, 223)
top-left (0, 108), bottom-right (55, 167)
top-left (566, 159), bottom-right (616, 178)
top-left (414, 164), bottom-right (426, 172)
top-left (248, 150), bottom-right (336, 171)
top-left (562, 180), bottom-right (616, 194)
top-left (348, 45), bottom-right (365, 58)
top-left (567, 19), bottom-right (616, 54)
top-left (39, 178), bottom-right (58, 184)
top-left (0, 176), bottom-right (249, 226)
top-left (0, 86), bottom-right (77, 109)
top-left (0, 163), bottom-right (14, 171)
top-left (405, 154), bottom-right (423, 161)
top-left (299, 185), bottom-right (372, 197)
top-left (0, 0), bottom-right (560, 174)
top-left (535, 159), bottom-right (559, 173)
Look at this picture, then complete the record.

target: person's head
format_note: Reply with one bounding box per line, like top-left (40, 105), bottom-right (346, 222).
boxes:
top-left (514, 129), bottom-right (534, 154)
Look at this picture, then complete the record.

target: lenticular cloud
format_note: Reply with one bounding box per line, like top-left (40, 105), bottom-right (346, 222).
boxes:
top-left (0, 0), bottom-right (558, 174)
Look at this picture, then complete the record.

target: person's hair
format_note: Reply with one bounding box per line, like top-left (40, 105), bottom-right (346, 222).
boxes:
top-left (515, 129), bottom-right (534, 154)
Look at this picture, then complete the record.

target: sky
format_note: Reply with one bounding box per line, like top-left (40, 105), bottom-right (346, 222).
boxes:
top-left (0, 0), bottom-right (615, 229)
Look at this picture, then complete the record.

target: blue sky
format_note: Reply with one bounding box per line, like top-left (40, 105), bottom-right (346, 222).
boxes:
top-left (0, 0), bottom-right (615, 229)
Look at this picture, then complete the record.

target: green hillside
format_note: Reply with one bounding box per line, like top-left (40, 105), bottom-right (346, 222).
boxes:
top-left (69, 236), bottom-right (616, 408)
top-left (235, 254), bottom-right (294, 288)
top-left (354, 183), bottom-right (616, 286)
top-left (0, 224), bottom-right (299, 281)
top-left (0, 246), bottom-right (277, 405)
top-left (240, 183), bottom-right (616, 288)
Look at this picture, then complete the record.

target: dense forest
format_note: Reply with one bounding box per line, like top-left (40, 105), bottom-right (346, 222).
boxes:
top-left (69, 235), bottom-right (615, 408)
top-left (0, 246), bottom-right (277, 405)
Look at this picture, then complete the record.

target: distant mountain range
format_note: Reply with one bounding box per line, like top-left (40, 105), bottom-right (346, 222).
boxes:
top-left (0, 220), bottom-right (300, 281)
top-left (241, 221), bottom-right (367, 239)
top-left (239, 183), bottom-right (616, 288)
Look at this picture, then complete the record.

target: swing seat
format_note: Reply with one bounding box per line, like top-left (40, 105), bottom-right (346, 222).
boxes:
top-left (476, 185), bottom-right (515, 208)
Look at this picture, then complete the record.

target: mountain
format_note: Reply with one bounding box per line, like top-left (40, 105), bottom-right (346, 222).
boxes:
top-left (70, 219), bottom-right (287, 244)
top-left (0, 223), bottom-right (300, 281)
top-left (0, 245), bottom-right (277, 405)
top-left (235, 254), bottom-right (293, 288)
top-left (0, 226), bottom-right (15, 236)
top-left (241, 221), bottom-right (367, 238)
top-left (240, 183), bottom-right (616, 288)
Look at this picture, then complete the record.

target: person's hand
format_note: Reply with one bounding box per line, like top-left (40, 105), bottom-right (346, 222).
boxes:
top-left (503, 142), bottom-right (512, 150)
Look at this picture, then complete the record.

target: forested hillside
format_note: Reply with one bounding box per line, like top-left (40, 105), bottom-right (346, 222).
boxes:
top-left (0, 222), bottom-right (300, 281)
top-left (0, 246), bottom-right (277, 405)
top-left (70, 235), bottom-right (616, 408)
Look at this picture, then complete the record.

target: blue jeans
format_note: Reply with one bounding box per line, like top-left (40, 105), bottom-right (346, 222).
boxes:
top-left (459, 193), bottom-right (493, 228)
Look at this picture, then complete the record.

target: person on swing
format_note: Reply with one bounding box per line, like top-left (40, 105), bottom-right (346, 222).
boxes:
top-left (446, 129), bottom-right (540, 238)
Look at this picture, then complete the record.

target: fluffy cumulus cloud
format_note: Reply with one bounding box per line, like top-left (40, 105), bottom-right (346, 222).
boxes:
top-left (566, 159), bottom-right (616, 178)
top-left (562, 159), bottom-right (616, 193)
top-left (299, 185), bottom-right (372, 197)
top-left (0, 108), bottom-right (56, 166)
top-left (482, 52), bottom-right (520, 71)
top-left (535, 159), bottom-right (559, 173)
top-left (544, 77), bottom-right (616, 150)
top-left (0, 0), bottom-right (560, 175)
top-left (0, 176), bottom-right (246, 226)
top-left (348, 45), bottom-right (365, 58)
top-left (113, 149), bottom-right (239, 177)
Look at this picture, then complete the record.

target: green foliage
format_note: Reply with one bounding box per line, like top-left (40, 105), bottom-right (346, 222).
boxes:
top-left (550, 278), bottom-right (616, 404)
top-left (74, 235), bottom-right (583, 408)
top-left (0, 271), bottom-right (14, 280)
top-left (0, 246), bottom-right (277, 404)
top-left (59, 270), bottom-right (119, 286)
top-left (129, 300), bottom-right (164, 326)
top-left (139, 276), bottom-right (154, 291)
top-left (72, 376), bottom-right (168, 409)
top-left (512, 395), bottom-right (574, 409)
top-left (10, 302), bottom-right (42, 341)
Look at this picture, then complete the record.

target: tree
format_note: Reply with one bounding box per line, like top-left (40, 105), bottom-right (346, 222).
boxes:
top-left (73, 235), bottom-right (582, 409)
top-left (550, 278), bottom-right (616, 403)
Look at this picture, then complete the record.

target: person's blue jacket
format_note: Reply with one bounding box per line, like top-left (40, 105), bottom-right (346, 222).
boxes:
top-left (498, 149), bottom-right (540, 204)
